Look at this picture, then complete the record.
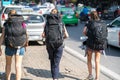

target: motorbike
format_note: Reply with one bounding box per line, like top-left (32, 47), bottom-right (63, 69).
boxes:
top-left (79, 12), bottom-right (89, 22)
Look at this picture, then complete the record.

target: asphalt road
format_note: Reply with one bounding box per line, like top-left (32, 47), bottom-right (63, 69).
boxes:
top-left (64, 20), bottom-right (120, 76)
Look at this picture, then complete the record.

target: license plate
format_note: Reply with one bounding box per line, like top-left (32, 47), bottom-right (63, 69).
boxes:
top-left (29, 36), bottom-right (40, 40)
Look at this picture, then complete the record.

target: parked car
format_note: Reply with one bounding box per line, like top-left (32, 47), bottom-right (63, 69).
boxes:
top-left (33, 6), bottom-right (50, 15)
top-left (27, 3), bottom-right (37, 8)
top-left (60, 7), bottom-right (79, 25)
top-left (21, 13), bottom-right (46, 43)
top-left (107, 16), bottom-right (120, 48)
top-left (42, 2), bottom-right (55, 12)
top-left (0, 5), bottom-right (33, 32)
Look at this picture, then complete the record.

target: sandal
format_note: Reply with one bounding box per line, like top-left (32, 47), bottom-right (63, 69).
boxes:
top-left (85, 74), bottom-right (94, 80)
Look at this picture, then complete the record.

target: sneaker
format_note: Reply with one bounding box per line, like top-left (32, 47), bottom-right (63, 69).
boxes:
top-left (86, 74), bottom-right (94, 80)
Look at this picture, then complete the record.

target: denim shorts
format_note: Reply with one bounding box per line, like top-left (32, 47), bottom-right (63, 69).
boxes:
top-left (5, 46), bottom-right (25, 56)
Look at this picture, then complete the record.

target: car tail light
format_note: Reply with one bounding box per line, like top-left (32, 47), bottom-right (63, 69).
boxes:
top-left (39, 11), bottom-right (42, 14)
top-left (2, 14), bottom-right (5, 21)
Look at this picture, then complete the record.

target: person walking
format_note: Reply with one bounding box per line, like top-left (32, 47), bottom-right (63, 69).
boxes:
top-left (80, 6), bottom-right (89, 22)
top-left (42, 8), bottom-right (69, 80)
top-left (0, 10), bottom-right (28, 80)
top-left (82, 6), bottom-right (89, 15)
top-left (83, 11), bottom-right (107, 80)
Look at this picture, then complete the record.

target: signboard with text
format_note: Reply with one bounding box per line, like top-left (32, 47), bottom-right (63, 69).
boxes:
top-left (2, 0), bottom-right (12, 6)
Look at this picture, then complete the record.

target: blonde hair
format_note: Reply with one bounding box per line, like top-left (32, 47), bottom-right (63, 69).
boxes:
top-left (90, 11), bottom-right (100, 21)
top-left (50, 8), bottom-right (58, 14)
top-left (8, 10), bottom-right (16, 18)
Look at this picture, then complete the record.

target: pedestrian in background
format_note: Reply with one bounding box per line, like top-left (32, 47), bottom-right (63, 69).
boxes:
top-left (0, 10), bottom-right (28, 80)
top-left (83, 11), bottom-right (107, 80)
top-left (42, 8), bottom-right (69, 80)
top-left (80, 6), bottom-right (89, 22)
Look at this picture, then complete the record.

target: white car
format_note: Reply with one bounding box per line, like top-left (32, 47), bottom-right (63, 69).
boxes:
top-left (0, 5), bottom-right (24, 27)
top-left (42, 2), bottom-right (55, 12)
top-left (33, 6), bottom-right (50, 15)
top-left (0, 5), bottom-right (33, 31)
top-left (21, 13), bottom-right (46, 43)
top-left (107, 16), bottom-right (120, 48)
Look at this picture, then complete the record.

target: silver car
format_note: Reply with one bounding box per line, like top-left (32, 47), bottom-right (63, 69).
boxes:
top-left (0, 5), bottom-right (24, 27)
top-left (0, 5), bottom-right (33, 32)
top-left (33, 6), bottom-right (50, 15)
top-left (22, 13), bottom-right (46, 43)
top-left (107, 16), bottom-right (120, 48)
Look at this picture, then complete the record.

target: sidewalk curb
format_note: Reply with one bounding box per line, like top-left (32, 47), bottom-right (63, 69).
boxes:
top-left (64, 46), bottom-right (120, 80)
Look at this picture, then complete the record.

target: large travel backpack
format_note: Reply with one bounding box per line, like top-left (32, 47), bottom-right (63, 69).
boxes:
top-left (4, 14), bottom-right (27, 48)
top-left (86, 20), bottom-right (108, 50)
top-left (45, 14), bottom-right (64, 49)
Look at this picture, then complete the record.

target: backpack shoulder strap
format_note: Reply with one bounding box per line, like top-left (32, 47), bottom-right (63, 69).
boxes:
top-left (44, 15), bottom-right (50, 38)
top-left (4, 21), bottom-right (9, 36)
top-left (52, 15), bottom-right (64, 38)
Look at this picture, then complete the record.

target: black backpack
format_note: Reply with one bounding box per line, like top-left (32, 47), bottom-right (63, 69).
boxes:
top-left (45, 14), bottom-right (64, 49)
top-left (86, 20), bottom-right (108, 50)
top-left (4, 14), bottom-right (27, 48)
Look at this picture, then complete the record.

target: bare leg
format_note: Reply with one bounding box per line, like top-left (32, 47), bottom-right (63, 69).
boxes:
top-left (5, 56), bottom-right (13, 80)
top-left (95, 50), bottom-right (101, 80)
top-left (15, 55), bottom-right (23, 80)
top-left (87, 48), bottom-right (93, 76)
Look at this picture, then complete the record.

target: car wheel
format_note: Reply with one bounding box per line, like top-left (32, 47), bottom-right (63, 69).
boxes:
top-left (43, 41), bottom-right (46, 45)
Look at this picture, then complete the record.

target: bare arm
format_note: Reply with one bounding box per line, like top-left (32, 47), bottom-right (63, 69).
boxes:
top-left (83, 26), bottom-right (87, 36)
top-left (0, 27), bottom-right (5, 56)
top-left (63, 25), bottom-right (69, 39)
top-left (25, 32), bottom-right (29, 46)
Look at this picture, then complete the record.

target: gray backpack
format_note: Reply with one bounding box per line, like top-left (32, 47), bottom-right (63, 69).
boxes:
top-left (45, 14), bottom-right (64, 49)
top-left (86, 20), bottom-right (108, 50)
top-left (4, 14), bottom-right (27, 48)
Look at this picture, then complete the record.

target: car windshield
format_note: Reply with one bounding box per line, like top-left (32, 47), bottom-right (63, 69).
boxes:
top-left (61, 7), bottom-right (75, 15)
top-left (4, 8), bottom-right (22, 14)
top-left (24, 15), bottom-right (44, 23)
top-left (61, 9), bottom-right (74, 15)
top-left (63, 11), bottom-right (74, 15)
top-left (21, 8), bottom-right (33, 13)
top-left (0, 7), bottom-right (4, 14)
top-left (29, 3), bottom-right (36, 7)
top-left (33, 7), bottom-right (40, 11)
top-left (33, 7), bottom-right (47, 11)
top-left (111, 19), bottom-right (120, 27)
top-left (39, 7), bottom-right (47, 9)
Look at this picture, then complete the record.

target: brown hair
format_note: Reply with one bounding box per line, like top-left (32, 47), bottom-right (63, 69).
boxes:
top-left (90, 11), bottom-right (100, 21)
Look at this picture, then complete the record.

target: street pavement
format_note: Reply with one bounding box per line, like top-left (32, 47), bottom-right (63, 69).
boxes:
top-left (0, 44), bottom-right (112, 80)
